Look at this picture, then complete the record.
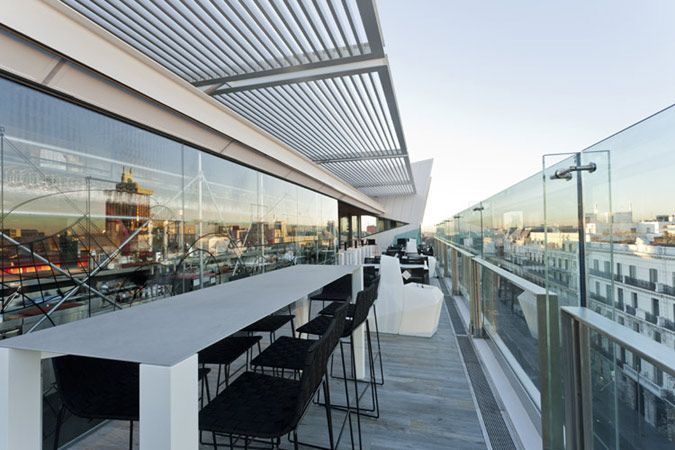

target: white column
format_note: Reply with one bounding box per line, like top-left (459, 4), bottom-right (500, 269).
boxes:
top-left (140, 354), bottom-right (198, 450)
top-left (0, 348), bottom-right (42, 450)
top-left (351, 265), bottom-right (364, 300)
top-left (294, 296), bottom-right (310, 328)
top-left (351, 266), bottom-right (367, 379)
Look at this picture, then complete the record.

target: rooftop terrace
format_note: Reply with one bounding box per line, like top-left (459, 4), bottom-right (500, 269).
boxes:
top-left (67, 283), bottom-right (490, 450)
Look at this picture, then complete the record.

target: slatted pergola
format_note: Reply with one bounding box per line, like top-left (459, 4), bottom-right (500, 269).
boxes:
top-left (62, 0), bottom-right (415, 196)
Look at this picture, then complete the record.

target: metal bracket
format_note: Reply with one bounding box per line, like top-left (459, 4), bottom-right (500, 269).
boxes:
top-left (550, 162), bottom-right (596, 181)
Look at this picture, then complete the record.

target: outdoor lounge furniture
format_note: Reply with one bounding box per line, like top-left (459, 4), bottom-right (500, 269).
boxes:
top-left (297, 283), bottom-right (380, 426)
top-left (308, 274), bottom-right (352, 318)
top-left (199, 308), bottom-right (345, 450)
top-left (427, 256), bottom-right (438, 277)
top-left (402, 267), bottom-right (427, 284)
top-left (249, 305), bottom-right (353, 448)
top-left (400, 255), bottom-right (427, 265)
top-left (242, 310), bottom-right (296, 343)
top-left (198, 335), bottom-right (262, 395)
top-left (0, 265), bottom-right (364, 450)
top-left (405, 238), bottom-right (418, 254)
top-left (318, 277), bottom-right (385, 386)
top-left (377, 255), bottom-right (443, 337)
top-left (51, 356), bottom-right (211, 450)
top-left (233, 273), bottom-right (296, 342)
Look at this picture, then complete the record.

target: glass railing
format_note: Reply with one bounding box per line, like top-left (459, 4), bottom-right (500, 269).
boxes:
top-left (434, 238), bottom-right (562, 445)
top-left (434, 102), bottom-right (675, 448)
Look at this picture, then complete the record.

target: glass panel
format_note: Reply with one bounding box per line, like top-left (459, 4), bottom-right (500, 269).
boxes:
top-left (590, 333), bottom-right (675, 449)
top-left (543, 153), bottom-right (582, 308)
top-left (0, 76), bottom-right (339, 447)
top-left (481, 269), bottom-right (540, 394)
top-left (261, 173), bottom-right (298, 271)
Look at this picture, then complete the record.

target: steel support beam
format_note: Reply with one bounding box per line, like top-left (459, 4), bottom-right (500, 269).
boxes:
top-left (211, 58), bottom-right (388, 95)
top-left (193, 51), bottom-right (379, 87)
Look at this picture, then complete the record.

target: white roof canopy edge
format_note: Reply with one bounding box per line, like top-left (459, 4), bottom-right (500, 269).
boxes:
top-left (0, 0), bottom-right (385, 214)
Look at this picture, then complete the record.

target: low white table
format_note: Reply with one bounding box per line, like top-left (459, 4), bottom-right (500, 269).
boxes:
top-left (0, 265), bottom-right (363, 450)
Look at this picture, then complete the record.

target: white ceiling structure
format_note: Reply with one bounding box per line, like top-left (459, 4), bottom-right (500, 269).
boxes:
top-left (61, 0), bottom-right (415, 197)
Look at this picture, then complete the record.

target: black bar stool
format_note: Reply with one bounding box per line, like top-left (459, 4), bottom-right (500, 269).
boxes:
top-left (319, 277), bottom-right (385, 386)
top-left (307, 274), bottom-right (352, 319)
top-left (199, 308), bottom-right (347, 450)
top-left (51, 355), bottom-right (210, 450)
top-left (249, 305), bottom-right (357, 449)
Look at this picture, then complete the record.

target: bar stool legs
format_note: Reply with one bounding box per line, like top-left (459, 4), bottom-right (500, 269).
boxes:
top-left (326, 326), bottom-right (380, 419)
top-left (349, 336), bottom-right (364, 450)
top-left (372, 304), bottom-right (385, 386)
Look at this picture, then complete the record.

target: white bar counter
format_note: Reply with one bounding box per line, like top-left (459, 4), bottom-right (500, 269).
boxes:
top-left (0, 264), bottom-right (362, 450)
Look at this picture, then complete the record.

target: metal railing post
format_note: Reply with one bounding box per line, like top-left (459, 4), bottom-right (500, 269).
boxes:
top-left (469, 257), bottom-right (482, 337)
top-left (450, 248), bottom-right (459, 294)
top-left (538, 292), bottom-right (564, 449)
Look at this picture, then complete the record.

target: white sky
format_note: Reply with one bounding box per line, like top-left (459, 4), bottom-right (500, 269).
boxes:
top-left (376, 0), bottom-right (675, 227)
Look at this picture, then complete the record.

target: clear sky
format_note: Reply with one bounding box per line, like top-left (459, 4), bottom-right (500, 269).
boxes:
top-left (375, 0), bottom-right (675, 227)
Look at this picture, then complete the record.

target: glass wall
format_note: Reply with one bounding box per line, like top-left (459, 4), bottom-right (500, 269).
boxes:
top-left (436, 104), bottom-right (675, 448)
top-left (0, 77), bottom-right (338, 333)
top-left (337, 209), bottom-right (407, 248)
top-left (0, 77), bottom-right (338, 446)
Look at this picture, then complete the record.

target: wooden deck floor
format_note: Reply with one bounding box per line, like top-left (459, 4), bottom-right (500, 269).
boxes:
top-left (68, 302), bottom-right (487, 450)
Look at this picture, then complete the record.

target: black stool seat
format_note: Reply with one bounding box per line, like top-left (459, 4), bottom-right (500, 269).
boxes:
top-left (199, 371), bottom-right (301, 438)
top-left (242, 315), bottom-right (294, 333)
top-left (53, 356), bottom-right (139, 421)
top-left (198, 336), bottom-right (262, 365)
top-left (319, 301), bottom-right (356, 317)
top-left (298, 315), bottom-right (352, 338)
top-left (309, 275), bottom-right (352, 302)
top-left (309, 291), bottom-right (350, 302)
top-left (250, 336), bottom-right (316, 371)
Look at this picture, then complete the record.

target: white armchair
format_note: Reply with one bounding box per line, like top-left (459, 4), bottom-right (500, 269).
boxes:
top-left (405, 238), bottom-right (418, 254)
top-left (376, 255), bottom-right (405, 334)
top-left (427, 256), bottom-right (438, 278)
top-left (376, 255), bottom-right (443, 337)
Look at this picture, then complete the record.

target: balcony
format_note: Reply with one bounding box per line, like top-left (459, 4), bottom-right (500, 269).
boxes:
top-left (644, 311), bottom-right (659, 325)
top-left (3, 0), bottom-right (675, 449)
top-left (659, 284), bottom-right (675, 297)
top-left (625, 304), bottom-right (637, 316)
top-left (659, 317), bottom-right (675, 332)
top-left (589, 268), bottom-right (612, 280)
top-left (589, 291), bottom-right (612, 306)
top-left (2, 252), bottom-right (513, 450)
top-left (624, 276), bottom-right (657, 292)
top-left (62, 282), bottom-right (492, 450)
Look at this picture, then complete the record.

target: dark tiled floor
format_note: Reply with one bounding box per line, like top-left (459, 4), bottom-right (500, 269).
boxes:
top-left (69, 301), bottom-right (486, 449)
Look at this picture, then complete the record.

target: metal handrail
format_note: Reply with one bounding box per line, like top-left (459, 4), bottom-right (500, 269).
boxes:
top-left (435, 235), bottom-right (568, 447)
top-left (435, 236), bottom-right (476, 258)
top-left (561, 306), bottom-right (675, 377)
top-left (561, 306), bottom-right (675, 448)
top-left (473, 256), bottom-right (547, 296)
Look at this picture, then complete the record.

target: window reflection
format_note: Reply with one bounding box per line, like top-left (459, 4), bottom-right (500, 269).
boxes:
top-left (0, 77), bottom-right (338, 335)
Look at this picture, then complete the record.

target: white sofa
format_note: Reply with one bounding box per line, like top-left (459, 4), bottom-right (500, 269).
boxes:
top-left (376, 255), bottom-right (443, 337)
